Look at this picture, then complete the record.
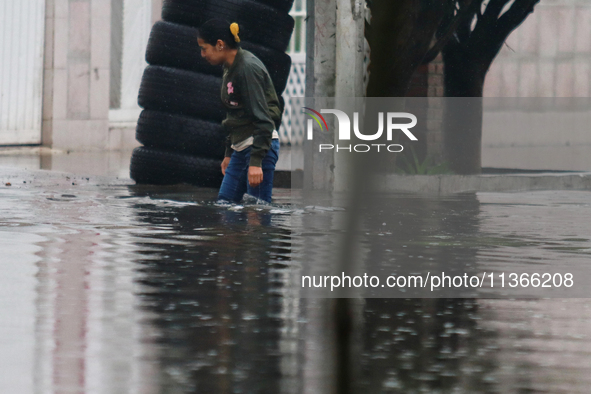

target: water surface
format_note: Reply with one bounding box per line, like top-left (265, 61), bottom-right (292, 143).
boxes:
top-left (1, 177), bottom-right (591, 393)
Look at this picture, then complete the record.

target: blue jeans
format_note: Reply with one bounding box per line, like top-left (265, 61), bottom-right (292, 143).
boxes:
top-left (217, 139), bottom-right (280, 204)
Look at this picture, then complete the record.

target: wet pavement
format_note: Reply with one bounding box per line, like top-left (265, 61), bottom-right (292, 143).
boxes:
top-left (0, 147), bottom-right (135, 179)
top-left (0, 146), bottom-right (299, 178)
top-left (1, 166), bottom-right (591, 393)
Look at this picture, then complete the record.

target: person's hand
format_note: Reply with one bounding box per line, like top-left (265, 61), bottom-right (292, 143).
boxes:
top-left (248, 166), bottom-right (263, 187)
top-left (221, 157), bottom-right (231, 175)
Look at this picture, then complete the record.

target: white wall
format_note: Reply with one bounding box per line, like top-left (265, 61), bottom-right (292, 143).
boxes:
top-left (482, 0), bottom-right (591, 170)
top-left (485, 0), bottom-right (591, 98)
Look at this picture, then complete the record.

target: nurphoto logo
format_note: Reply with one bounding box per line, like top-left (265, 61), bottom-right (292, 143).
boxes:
top-left (303, 108), bottom-right (418, 153)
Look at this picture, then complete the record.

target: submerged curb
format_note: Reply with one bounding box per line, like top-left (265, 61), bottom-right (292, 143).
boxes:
top-left (0, 166), bottom-right (134, 188)
top-left (275, 171), bottom-right (591, 193)
top-left (372, 173), bottom-right (591, 194)
top-left (5, 167), bottom-right (589, 194)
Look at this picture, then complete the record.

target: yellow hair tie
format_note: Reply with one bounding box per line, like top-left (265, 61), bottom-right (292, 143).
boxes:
top-left (230, 23), bottom-right (240, 43)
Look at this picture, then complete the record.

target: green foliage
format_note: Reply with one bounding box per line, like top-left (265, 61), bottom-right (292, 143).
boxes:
top-left (395, 147), bottom-right (453, 175)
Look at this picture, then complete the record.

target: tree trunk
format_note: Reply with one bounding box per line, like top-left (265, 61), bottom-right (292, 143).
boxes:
top-left (440, 0), bottom-right (540, 174)
top-left (365, 0), bottom-right (449, 173)
top-left (442, 45), bottom-right (487, 174)
top-left (366, 0), bottom-right (447, 97)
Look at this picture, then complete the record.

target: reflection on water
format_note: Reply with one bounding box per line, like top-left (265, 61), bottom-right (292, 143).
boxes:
top-left (132, 192), bottom-right (295, 393)
top-left (1, 181), bottom-right (591, 393)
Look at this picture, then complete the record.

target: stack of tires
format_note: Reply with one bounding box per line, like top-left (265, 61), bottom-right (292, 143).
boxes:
top-left (130, 0), bottom-right (295, 187)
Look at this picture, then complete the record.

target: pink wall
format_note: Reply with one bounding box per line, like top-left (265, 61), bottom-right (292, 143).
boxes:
top-left (484, 1), bottom-right (591, 98)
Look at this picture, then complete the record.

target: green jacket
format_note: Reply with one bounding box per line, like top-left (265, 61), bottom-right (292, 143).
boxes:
top-left (221, 48), bottom-right (282, 167)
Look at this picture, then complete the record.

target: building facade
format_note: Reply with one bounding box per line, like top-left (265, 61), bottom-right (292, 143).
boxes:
top-left (0, 0), bottom-right (307, 151)
top-left (1, 0), bottom-right (590, 165)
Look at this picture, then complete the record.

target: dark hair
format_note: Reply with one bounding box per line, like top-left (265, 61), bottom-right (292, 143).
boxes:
top-left (197, 19), bottom-right (241, 49)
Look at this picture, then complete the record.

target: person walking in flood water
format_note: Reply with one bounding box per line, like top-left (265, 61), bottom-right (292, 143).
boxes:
top-left (197, 19), bottom-right (281, 204)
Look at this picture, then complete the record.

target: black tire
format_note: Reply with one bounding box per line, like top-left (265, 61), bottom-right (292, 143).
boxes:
top-left (136, 110), bottom-right (226, 158)
top-left (146, 21), bottom-right (223, 77)
top-left (162, 0), bottom-right (294, 52)
top-left (253, 0), bottom-right (294, 13)
top-left (146, 21), bottom-right (292, 94)
top-left (138, 65), bottom-right (225, 121)
top-left (130, 146), bottom-right (223, 187)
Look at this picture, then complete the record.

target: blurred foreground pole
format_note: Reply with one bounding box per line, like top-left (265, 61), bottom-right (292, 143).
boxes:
top-left (334, 1), bottom-right (365, 394)
top-left (304, 4), bottom-right (338, 393)
top-left (306, 1), bottom-right (365, 392)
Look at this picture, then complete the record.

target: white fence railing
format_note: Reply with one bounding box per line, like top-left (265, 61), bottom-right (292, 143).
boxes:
top-left (279, 1), bottom-right (371, 146)
top-left (280, 1), bottom-right (307, 146)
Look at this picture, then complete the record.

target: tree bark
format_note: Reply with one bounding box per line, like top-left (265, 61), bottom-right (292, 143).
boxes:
top-left (365, 0), bottom-right (450, 173)
top-left (366, 0), bottom-right (448, 97)
top-left (441, 0), bottom-right (540, 174)
top-left (442, 44), bottom-right (487, 174)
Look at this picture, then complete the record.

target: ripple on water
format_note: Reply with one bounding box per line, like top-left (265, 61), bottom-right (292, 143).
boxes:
top-left (3, 186), bottom-right (591, 392)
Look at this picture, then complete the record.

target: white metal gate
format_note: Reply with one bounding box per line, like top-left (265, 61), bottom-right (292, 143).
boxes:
top-left (0, 0), bottom-right (45, 145)
top-left (109, 0), bottom-right (152, 123)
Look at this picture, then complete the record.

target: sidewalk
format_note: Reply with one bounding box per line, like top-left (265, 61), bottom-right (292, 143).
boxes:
top-left (3, 146), bottom-right (591, 194)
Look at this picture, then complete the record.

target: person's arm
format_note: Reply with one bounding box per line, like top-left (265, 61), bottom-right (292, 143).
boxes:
top-left (224, 134), bottom-right (232, 158)
top-left (240, 65), bottom-right (275, 167)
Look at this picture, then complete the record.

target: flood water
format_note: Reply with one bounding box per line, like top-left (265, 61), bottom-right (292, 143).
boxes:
top-left (1, 173), bottom-right (591, 393)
